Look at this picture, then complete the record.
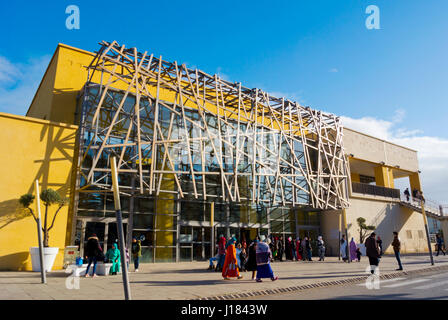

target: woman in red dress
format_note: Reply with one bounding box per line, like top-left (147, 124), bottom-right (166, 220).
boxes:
top-left (296, 238), bottom-right (302, 261)
top-left (222, 237), bottom-right (243, 280)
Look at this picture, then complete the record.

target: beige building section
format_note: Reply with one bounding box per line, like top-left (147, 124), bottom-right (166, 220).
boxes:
top-left (343, 128), bottom-right (418, 173)
top-left (320, 127), bottom-right (428, 256)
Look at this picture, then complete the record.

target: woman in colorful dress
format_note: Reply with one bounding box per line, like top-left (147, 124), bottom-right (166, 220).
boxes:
top-left (349, 238), bottom-right (358, 262)
top-left (222, 237), bottom-right (243, 280)
top-left (295, 238), bottom-right (302, 261)
top-left (255, 236), bottom-right (278, 282)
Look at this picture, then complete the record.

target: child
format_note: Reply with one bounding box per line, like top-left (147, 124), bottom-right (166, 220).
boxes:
top-left (356, 247), bottom-right (361, 262)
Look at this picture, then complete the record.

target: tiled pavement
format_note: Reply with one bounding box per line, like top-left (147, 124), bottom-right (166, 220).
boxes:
top-left (1, 254), bottom-right (447, 300)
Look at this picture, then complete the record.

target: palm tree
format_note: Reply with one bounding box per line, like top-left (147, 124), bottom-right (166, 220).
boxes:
top-left (19, 189), bottom-right (67, 247)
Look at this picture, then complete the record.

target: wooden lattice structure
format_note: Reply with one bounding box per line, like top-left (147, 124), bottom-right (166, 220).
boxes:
top-left (76, 40), bottom-right (350, 210)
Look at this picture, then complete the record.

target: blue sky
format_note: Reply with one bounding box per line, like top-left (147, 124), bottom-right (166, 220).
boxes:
top-left (0, 1), bottom-right (447, 202)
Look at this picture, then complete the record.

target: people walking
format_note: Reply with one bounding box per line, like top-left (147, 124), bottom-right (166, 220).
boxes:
top-left (285, 237), bottom-right (293, 260)
top-left (404, 188), bottom-right (410, 201)
top-left (131, 237), bottom-right (142, 272)
top-left (376, 236), bottom-right (383, 257)
top-left (295, 238), bottom-right (302, 261)
top-left (340, 234), bottom-right (348, 262)
top-left (216, 235), bottom-right (226, 272)
top-left (301, 237), bottom-right (308, 261)
top-left (276, 236), bottom-right (284, 261)
top-left (255, 236), bottom-right (278, 282)
top-left (292, 237), bottom-right (297, 260)
top-left (392, 231), bottom-right (403, 270)
top-left (84, 234), bottom-right (103, 278)
top-left (305, 237), bottom-right (313, 261)
top-left (235, 243), bottom-right (242, 270)
top-left (317, 236), bottom-right (325, 261)
top-left (349, 238), bottom-right (357, 262)
top-left (239, 247), bottom-right (247, 272)
top-left (356, 247), bottom-right (362, 262)
top-left (435, 234), bottom-right (446, 256)
top-left (269, 237), bottom-right (276, 262)
top-left (365, 232), bottom-right (381, 274)
top-left (222, 237), bottom-right (243, 280)
top-left (105, 243), bottom-right (121, 275)
top-left (245, 239), bottom-right (258, 279)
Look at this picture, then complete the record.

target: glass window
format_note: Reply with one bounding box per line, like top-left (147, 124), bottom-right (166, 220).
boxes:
top-left (136, 197), bottom-right (155, 213)
top-left (133, 214), bottom-right (154, 229)
top-left (180, 247), bottom-right (192, 262)
top-left (132, 231), bottom-right (154, 246)
top-left (271, 221), bottom-right (283, 233)
top-left (140, 247), bottom-right (154, 263)
top-left (78, 192), bottom-right (104, 211)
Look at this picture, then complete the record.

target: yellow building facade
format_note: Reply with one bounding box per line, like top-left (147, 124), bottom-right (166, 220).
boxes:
top-left (0, 113), bottom-right (77, 270)
top-left (0, 42), bottom-right (437, 270)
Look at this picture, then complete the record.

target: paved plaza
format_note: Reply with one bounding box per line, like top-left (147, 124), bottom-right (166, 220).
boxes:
top-left (1, 254), bottom-right (447, 300)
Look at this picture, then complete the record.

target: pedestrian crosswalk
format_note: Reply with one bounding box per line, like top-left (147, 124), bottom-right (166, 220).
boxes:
top-left (356, 274), bottom-right (448, 290)
top-left (414, 280), bottom-right (448, 290)
top-left (382, 278), bottom-right (429, 288)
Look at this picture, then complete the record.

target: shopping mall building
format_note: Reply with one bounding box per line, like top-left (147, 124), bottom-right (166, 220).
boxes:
top-left (0, 41), bottom-right (445, 270)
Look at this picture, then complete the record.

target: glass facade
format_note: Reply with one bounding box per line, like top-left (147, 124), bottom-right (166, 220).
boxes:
top-left (72, 83), bottom-right (334, 262)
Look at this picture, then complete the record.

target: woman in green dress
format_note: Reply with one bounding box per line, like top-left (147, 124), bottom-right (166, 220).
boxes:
top-left (105, 243), bottom-right (121, 275)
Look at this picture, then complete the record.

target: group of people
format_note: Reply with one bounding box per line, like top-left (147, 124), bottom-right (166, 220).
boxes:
top-left (403, 187), bottom-right (425, 203)
top-left (340, 234), bottom-right (383, 263)
top-left (83, 234), bottom-right (143, 277)
top-left (209, 234), bottom-right (328, 272)
top-left (362, 231), bottom-right (403, 273)
top-left (209, 235), bottom-right (279, 282)
top-left (269, 236), bottom-right (325, 262)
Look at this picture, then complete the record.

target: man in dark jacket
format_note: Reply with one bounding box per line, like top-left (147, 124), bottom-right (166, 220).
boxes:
top-left (84, 234), bottom-right (103, 277)
top-left (365, 232), bottom-right (380, 274)
top-left (276, 237), bottom-right (284, 261)
top-left (392, 231), bottom-right (403, 270)
top-left (435, 234), bottom-right (446, 256)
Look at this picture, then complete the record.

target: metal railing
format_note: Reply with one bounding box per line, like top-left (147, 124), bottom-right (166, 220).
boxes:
top-left (400, 194), bottom-right (446, 217)
top-left (351, 182), bottom-right (401, 199)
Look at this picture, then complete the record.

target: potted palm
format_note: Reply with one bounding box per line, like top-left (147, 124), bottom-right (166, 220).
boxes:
top-left (19, 189), bottom-right (67, 272)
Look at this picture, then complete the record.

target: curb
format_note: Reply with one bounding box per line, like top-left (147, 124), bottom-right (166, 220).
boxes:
top-left (193, 264), bottom-right (448, 300)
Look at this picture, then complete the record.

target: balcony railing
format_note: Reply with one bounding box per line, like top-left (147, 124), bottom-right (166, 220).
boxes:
top-left (351, 182), bottom-right (400, 199)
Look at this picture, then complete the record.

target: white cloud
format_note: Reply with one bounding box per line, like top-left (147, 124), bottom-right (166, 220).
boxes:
top-left (341, 110), bottom-right (448, 204)
top-left (329, 68), bottom-right (339, 73)
top-left (0, 55), bottom-right (51, 115)
top-left (268, 91), bottom-right (306, 105)
top-left (216, 67), bottom-right (230, 82)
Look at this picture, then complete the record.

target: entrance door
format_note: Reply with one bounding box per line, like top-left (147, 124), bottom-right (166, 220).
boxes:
top-left (84, 222), bottom-right (106, 252)
top-left (77, 219), bottom-right (128, 257)
top-left (298, 227), bottom-right (320, 257)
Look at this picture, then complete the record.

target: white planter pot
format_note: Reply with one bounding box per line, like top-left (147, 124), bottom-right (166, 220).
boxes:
top-left (30, 247), bottom-right (59, 272)
top-left (96, 263), bottom-right (112, 276)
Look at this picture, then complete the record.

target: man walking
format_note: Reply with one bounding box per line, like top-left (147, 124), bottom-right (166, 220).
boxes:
top-left (365, 232), bottom-right (381, 274)
top-left (392, 231), bottom-right (403, 271)
top-left (435, 234), bottom-right (446, 256)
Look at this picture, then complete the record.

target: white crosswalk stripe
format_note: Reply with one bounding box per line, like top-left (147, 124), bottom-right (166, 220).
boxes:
top-left (414, 279), bottom-right (448, 290)
top-left (383, 278), bottom-right (429, 288)
top-left (356, 277), bottom-right (406, 286)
